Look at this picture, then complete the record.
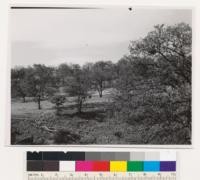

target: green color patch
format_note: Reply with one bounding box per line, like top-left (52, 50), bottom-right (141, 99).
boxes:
top-left (127, 161), bottom-right (144, 171)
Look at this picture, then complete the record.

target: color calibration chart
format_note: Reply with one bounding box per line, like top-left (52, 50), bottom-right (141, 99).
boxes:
top-left (26, 151), bottom-right (177, 180)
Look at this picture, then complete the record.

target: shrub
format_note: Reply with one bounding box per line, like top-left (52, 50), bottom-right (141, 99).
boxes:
top-left (50, 95), bottom-right (66, 115)
top-left (54, 129), bottom-right (80, 144)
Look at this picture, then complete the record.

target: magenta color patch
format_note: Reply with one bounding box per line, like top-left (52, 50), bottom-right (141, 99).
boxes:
top-left (75, 161), bottom-right (93, 171)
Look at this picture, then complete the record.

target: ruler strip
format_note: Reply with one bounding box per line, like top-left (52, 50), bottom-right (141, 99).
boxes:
top-left (26, 172), bottom-right (177, 180)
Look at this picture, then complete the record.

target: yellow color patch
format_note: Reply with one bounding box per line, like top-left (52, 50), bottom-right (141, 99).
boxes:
top-left (110, 161), bottom-right (127, 172)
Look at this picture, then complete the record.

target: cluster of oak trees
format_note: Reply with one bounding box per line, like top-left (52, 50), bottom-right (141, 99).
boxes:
top-left (114, 23), bottom-right (191, 143)
top-left (12, 23), bottom-right (191, 136)
top-left (11, 60), bottom-right (115, 113)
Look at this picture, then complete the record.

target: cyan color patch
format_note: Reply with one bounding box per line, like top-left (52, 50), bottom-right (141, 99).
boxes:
top-left (143, 161), bottom-right (160, 171)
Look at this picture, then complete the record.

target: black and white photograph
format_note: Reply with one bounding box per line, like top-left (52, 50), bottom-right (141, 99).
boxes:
top-left (10, 7), bottom-right (192, 145)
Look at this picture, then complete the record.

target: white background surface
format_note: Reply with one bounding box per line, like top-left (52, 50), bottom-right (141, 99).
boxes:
top-left (0, 0), bottom-right (200, 179)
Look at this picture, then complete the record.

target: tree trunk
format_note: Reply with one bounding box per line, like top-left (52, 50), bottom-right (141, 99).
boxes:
top-left (98, 83), bottom-right (103, 98)
top-left (62, 77), bottom-right (65, 86)
top-left (77, 97), bottom-right (82, 114)
top-left (99, 91), bottom-right (102, 98)
top-left (38, 95), bottom-right (41, 110)
top-left (22, 96), bottom-right (26, 103)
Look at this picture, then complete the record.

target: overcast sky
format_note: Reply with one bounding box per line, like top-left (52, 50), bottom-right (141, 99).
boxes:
top-left (11, 7), bottom-right (192, 67)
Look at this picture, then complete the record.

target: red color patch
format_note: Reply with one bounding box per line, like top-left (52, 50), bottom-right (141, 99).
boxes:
top-left (92, 161), bottom-right (110, 171)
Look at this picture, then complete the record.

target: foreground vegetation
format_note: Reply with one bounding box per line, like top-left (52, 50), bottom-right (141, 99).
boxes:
top-left (11, 23), bottom-right (191, 145)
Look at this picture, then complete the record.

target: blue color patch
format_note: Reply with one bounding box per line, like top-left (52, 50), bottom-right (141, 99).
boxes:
top-left (143, 161), bottom-right (160, 171)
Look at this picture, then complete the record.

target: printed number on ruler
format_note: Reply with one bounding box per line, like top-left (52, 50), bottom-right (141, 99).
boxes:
top-left (26, 172), bottom-right (176, 180)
